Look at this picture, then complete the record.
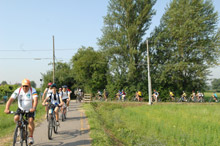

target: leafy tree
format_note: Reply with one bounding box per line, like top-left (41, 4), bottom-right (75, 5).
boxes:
top-left (1, 81), bottom-right (7, 85)
top-left (30, 81), bottom-right (36, 88)
top-left (212, 78), bottom-right (220, 91)
top-left (98, 0), bottom-right (156, 99)
top-left (70, 47), bottom-right (108, 93)
top-left (42, 62), bottom-right (75, 90)
top-left (149, 0), bottom-right (220, 98)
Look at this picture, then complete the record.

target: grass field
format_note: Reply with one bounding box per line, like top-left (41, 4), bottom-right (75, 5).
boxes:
top-left (0, 102), bottom-right (45, 139)
top-left (84, 102), bottom-right (220, 146)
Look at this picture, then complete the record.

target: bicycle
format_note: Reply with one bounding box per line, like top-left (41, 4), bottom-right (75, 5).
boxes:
top-left (209, 96), bottom-right (219, 103)
top-left (10, 110), bottom-right (29, 146)
top-left (177, 96), bottom-right (187, 102)
top-left (152, 95), bottom-right (161, 102)
top-left (61, 102), bottom-right (67, 122)
top-left (187, 95), bottom-right (197, 102)
top-left (169, 96), bottom-right (176, 102)
top-left (76, 95), bottom-right (82, 103)
top-left (47, 103), bottom-right (59, 140)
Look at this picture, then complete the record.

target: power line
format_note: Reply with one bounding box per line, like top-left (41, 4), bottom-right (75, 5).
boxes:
top-left (0, 48), bottom-right (77, 52)
top-left (0, 58), bottom-right (60, 60)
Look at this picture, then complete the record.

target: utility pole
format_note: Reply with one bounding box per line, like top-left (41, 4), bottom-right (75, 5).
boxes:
top-left (146, 40), bottom-right (152, 105)
top-left (53, 35), bottom-right (55, 83)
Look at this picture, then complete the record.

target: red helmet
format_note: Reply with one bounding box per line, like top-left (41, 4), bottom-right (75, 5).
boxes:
top-left (48, 82), bottom-right (52, 86)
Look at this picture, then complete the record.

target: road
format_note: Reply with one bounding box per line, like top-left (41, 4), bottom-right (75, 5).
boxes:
top-left (33, 101), bottom-right (91, 146)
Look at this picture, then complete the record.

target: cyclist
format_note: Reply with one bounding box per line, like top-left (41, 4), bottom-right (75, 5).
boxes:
top-left (191, 91), bottom-right (196, 101)
top-left (152, 89), bottom-right (159, 102)
top-left (42, 84), bottom-right (63, 126)
top-left (103, 89), bottom-right (108, 101)
top-left (58, 88), bottom-right (62, 94)
top-left (212, 92), bottom-right (218, 102)
top-left (4, 79), bottom-right (38, 145)
top-left (61, 85), bottom-right (71, 111)
top-left (138, 90), bottom-right (142, 102)
top-left (181, 91), bottom-right (187, 102)
top-left (42, 82), bottom-right (53, 118)
top-left (42, 82), bottom-right (53, 101)
top-left (97, 90), bottom-right (102, 100)
top-left (121, 90), bottom-right (126, 102)
top-left (169, 91), bottom-right (175, 101)
top-left (116, 91), bottom-right (120, 101)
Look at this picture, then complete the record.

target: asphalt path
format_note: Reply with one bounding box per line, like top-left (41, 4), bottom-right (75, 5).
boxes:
top-left (33, 101), bottom-right (91, 146)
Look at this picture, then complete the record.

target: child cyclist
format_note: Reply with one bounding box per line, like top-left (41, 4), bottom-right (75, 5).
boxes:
top-left (42, 83), bottom-right (63, 126)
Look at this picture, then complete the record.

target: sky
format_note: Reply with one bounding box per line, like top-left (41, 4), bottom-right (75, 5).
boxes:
top-left (0, 0), bottom-right (220, 87)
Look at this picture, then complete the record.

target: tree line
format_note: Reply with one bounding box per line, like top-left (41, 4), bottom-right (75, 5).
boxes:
top-left (42, 0), bottom-right (220, 100)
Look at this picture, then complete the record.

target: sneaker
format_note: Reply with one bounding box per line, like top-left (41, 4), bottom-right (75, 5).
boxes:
top-left (28, 137), bottom-right (34, 145)
top-left (56, 121), bottom-right (60, 126)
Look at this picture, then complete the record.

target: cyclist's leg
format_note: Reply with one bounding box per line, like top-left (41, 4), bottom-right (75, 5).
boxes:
top-left (14, 108), bottom-right (21, 122)
top-left (54, 107), bottom-right (59, 121)
top-left (28, 117), bottom-right (35, 137)
top-left (14, 115), bottom-right (20, 122)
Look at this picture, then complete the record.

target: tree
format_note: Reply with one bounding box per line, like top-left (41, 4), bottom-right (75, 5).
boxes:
top-left (30, 81), bottom-right (36, 88)
top-left (98, 0), bottom-right (156, 99)
top-left (149, 0), bottom-right (220, 97)
top-left (212, 78), bottom-right (220, 91)
top-left (70, 47), bottom-right (108, 93)
top-left (1, 81), bottom-right (7, 85)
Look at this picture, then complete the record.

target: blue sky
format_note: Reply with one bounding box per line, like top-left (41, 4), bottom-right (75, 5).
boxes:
top-left (0, 0), bottom-right (220, 87)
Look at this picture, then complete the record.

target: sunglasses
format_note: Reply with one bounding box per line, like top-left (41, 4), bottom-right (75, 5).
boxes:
top-left (23, 85), bottom-right (29, 87)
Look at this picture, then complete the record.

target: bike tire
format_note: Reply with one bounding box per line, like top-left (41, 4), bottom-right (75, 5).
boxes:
top-left (20, 128), bottom-right (24, 146)
top-left (13, 125), bottom-right (21, 146)
top-left (48, 116), bottom-right (53, 140)
top-left (24, 125), bottom-right (28, 146)
top-left (62, 113), bottom-right (65, 122)
top-left (54, 114), bottom-right (58, 134)
top-left (47, 108), bottom-right (49, 122)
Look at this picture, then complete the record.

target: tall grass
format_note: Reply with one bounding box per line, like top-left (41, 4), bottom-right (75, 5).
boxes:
top-left (84, 102), bottom-right (220, 146)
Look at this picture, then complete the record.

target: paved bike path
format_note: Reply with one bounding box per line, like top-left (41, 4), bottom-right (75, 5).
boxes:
top-left (33, 101), bottom-right (91, 146)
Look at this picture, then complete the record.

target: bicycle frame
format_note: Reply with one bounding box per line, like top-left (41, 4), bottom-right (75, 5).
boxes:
top-left (11, 110), bottom-right (29, 146)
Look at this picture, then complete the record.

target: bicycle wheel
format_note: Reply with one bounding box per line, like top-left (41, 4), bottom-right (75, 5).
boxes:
top-left (209, 97), bottom-right (213, 102)
top-left (24, 125), bottom-right (28, 146)
top-left (46, 107), bottom-right (49, 122)
top-left (48, 115), bottom-right (53, 140)
top-left (13, 125), bottom-right (23, 146)
top-left (62, 112), bottom-right (65, 122)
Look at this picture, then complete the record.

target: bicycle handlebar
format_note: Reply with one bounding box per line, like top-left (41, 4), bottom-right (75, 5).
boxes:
top-left (9, 110), bottom-right (29, 114)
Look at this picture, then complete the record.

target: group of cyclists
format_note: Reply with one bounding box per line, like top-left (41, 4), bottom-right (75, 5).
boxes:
top-left (96, 89), bottom-right (109, 101)
top-left (4, 79), bottom-right (72, 145)
top-left (169, 90), bottom-right (218, 102)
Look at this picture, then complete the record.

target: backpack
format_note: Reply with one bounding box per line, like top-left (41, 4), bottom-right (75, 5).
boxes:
top-left (17, 87), bottom-right (33, 98)
top-left (49, 92), bottom-right (60, 103)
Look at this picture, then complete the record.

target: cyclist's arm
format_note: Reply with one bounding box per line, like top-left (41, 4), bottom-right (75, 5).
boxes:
top-left (30, 97), bottom-right (38, 112)
top-left (4, 97), bottom-right (14, 114)
top-left (68, 92), bottom-right (71, 101)
top-left (42, 88), bottom-right (47, 101)
top-left (43, 96), bottom-right (50, 104)
top-left (59, 95), bottom-right (63, 106)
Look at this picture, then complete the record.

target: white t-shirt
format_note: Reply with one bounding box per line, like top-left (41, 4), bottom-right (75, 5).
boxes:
top-left (61, 91), bottom-right (70, 100)
top-left (47, 93), bottom-right (60, 105)
top-left (11, 87), bottom-right (38, 111)
top-left (46, 88), bottom-right (53, 96)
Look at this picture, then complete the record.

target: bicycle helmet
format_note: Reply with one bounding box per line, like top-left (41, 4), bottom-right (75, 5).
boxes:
top-left (51, 83), bottom-right (57, 88)
top-left (48, 82), bottom-right (52, 86)
top-left (62, 85), bottom-right (68, 88)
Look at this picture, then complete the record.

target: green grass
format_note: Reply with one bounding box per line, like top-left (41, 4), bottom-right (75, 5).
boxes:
top-left (84, 102), bottom-right (220, 146)
top-left (0, 102), bottom-right (45, 139)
